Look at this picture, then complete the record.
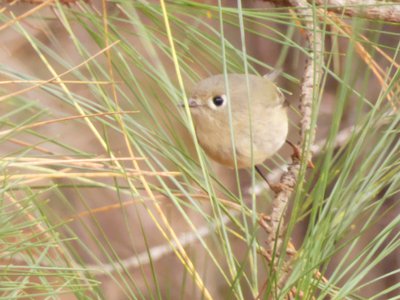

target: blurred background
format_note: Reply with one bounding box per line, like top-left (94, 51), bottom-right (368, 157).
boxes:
top-left (1, 1), bottom-right (399, 299)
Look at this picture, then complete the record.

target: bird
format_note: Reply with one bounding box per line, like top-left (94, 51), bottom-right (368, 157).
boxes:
top-left (183, 73), bottom-right (289, 189)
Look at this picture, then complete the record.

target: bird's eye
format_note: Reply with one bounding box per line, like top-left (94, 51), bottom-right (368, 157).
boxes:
top-left (208, 94), bottom-right (227, 109)
top-left (212, 96), bottom-right (224, 106)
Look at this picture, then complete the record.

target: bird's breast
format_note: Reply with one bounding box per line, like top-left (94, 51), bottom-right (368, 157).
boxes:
top-left (193, 105), bottom-right (288, 168)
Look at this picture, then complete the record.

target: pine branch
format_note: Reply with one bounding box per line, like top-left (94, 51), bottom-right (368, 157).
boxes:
top-left (262, 0), bottom-right (323, 297)
top-left (317, 0), bottom-right (400, 23)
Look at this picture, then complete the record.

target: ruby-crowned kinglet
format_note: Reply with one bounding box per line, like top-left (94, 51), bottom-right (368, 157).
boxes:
top-left (184, 73), bottom-right (288, 169)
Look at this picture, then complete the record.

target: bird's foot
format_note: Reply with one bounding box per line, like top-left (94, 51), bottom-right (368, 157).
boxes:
top-left (255, 166), bottom-right (287, 194)
top-left (285, 140), bottom-right (315, 169)
top-left (269, 182), bottom-right (286, 194)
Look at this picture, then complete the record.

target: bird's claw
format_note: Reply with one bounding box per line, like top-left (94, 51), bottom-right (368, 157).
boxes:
top-left (286, 140), bottom-right (315, 169)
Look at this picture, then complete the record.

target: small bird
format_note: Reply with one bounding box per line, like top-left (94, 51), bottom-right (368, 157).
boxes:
top-left (184, 73), bottom-right (289, 187)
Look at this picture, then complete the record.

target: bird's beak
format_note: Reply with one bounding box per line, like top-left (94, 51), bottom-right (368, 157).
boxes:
top-left (178, 98), bottom-right (199, 108)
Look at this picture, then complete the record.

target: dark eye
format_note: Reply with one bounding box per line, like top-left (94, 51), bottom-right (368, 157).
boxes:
top-left (212, 96), bottom-right (224, 106)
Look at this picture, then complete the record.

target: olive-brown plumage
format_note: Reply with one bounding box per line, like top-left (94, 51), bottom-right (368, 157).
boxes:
top-left (187, 74), bottom-right (288, 168)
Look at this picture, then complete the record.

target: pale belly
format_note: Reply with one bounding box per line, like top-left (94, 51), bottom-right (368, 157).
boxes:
top-left (195, 107), bottom-right (288, 168)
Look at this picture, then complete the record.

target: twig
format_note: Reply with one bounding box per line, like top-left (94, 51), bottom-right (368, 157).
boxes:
top-left (7, 214), bottom-right (233, 275)
top-left (269, 0), bottom-right (400, 23)
top-left (263, 0), bottom-right (323, 295)
top-left (316, 0), bottom-right (400, 23)
top-left (266, 0), bottom-right (322, 248)
top-left (87, 214), bottom-right (233, 274)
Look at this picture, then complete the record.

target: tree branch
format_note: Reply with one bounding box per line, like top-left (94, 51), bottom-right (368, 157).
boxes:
top-left (263, 0), bottom-right (324, 295)
top-left (317, 0), bottom-right (400, 23)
